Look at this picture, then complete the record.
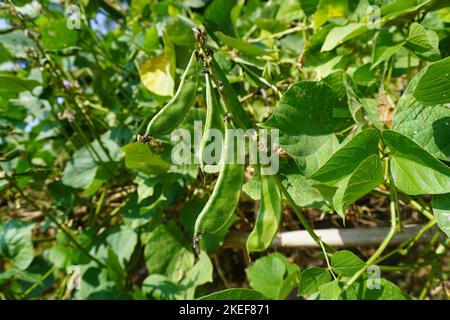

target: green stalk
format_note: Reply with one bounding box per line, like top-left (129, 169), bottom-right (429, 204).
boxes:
top-left (21, 267), bottom-right (55, 299)
top-left (11, 181), bottom-right (106, 269)
top-left (274, 175), bottom-right (335, 253)
top-left (375, 219), bottom-right (436, 264)
top-left (90, 184), bottom-right (108, 226)
top-left (371, 189), bottom-right (435, 221)
top-left (319, 239), bottom-right (337, 279)
top-left (248, 24), bottom-right (307, 43)
top-left (419, 241), bottom-right (448, 300)
top-left (71, 120), bottom-right (104, 162)
top-left (344, 160), bottom-right (398, 288)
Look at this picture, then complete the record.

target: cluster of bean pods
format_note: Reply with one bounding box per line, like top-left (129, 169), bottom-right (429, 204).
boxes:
top-left (138, 29), bottom-right (282, 254)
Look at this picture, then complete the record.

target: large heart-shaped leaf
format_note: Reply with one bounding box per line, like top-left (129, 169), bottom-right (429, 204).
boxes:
top-left (310, 129), bottom-right (383, 217)
top-left (331, 250), bottom-right (365, 277)
top-left (310, 128), bottom-right (380, 186)
top-left (246, 252), bottom-right (299, 300)
top-left (405, 22), bottom-right (441, 61)
top-left (432, 193), bottom-right (450, 238)
top-left (298, 267), bottom-right (331, 297)
top-left (393, 57), bottom-right (450, 161)
top-left (332, 154), bottom-right (384, 216)
top-left (382, 130), bottom-right (450, 195)
top-left (263, 73), bottom-right (354, 175)
top-left (0, 220), bottom-right (35, 270)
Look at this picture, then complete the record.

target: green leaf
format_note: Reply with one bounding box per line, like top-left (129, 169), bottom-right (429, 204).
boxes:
top-left (141, 222), bottom-right (188, 276)
top-left (61, 131), bottom-right (124, 189)
top-left (246, 252), bottom-right (299, 300)
top-left (322, 71), bottom-right (365, 125)
top-left (180, 251), bottom-right (213, 298)
top-left (48, 231), bottom-right (91, 269)
top-left (74, 266), bottom-right (119, 299)
top-left (198, 288), bottom-right (267, 300)
top-left (300, 0), bottom-right (320, 16)
top-left (318, 279), bottom-right (341, 300)
top-left (0, 220), bottom-right (35, 270)
top-left (331, 250), bottom-right (365, 277)
top-left (61, 147), bottom-right (98, 189)
top-left (284, 174), bottom-right (330, 209)
top-left (321, 23), bottom-right (366, 52)
top-left (432, 193), bottom-right (450, 238)
top-left (263, 73), bottom-right (354, 175)
top-left (0, 30), bottom-right (34, 58)
top-left (309, 129), bottom-right (383, 217)
top-left (105, 226), bottom-right (138, 267)
top-left (164, 17), bottom-right (196, 47)
top-left (379, 0), bottom-right (417, 16)
top-left (393, 57), bottom-right (450, 161)
top-left (142, 274), bottom-right (184, 300)
top-left (203, 0), bottom-right (237, 37)
top-left (317, 0), bottom-right (441, 53)
top-left (311, 128), bottom-right (380, 186)
top-left (405, 22), bottom-right (441, 61)
top-left (353, 64), bottom-right (377, 86)
top-left (134, 173), bottom-right (159, 203)
top-left (413, 57), bottom-right (450, 107)
top-left (298, 267), bottom-right (331, 297)
top-left (292, 135), bottom-right (341, 177)
top-left (216, 31), bottom-right (269, 56)
top-left (372, 28), bottom-right (405, 68)
top-left (333, 154), bottom-right (384, 216)
top-left (276, 0), bottom-right (304, 21)
top-left (38, 17), bottom-right (79, 51)
top-left (122, 143), bottom-right (170, 175)
top-left (142, 251), bottom-right (212, 300)
top-left (382, 130), bottom-right (450, 195)
top-left (342, 278), bottom-right (413, 300)
top-left (0, 75), bottom-right (40, 94)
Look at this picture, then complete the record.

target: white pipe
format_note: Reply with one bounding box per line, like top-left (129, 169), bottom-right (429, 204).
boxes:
top-left (271, 224), bottom-right (433, 248)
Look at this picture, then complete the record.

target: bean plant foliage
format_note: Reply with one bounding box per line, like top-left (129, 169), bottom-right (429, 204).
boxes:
top-left (0, 0), bottom-right (449, 301)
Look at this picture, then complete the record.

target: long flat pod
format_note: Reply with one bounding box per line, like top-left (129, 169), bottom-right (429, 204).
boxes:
top-left (200, 72), bottom-right (225, 173)
top-left (194, 120), bottom-right (245, 235)
top-left (144, 51), bottom-right (199, 136)
top-left (246, 172), bottom-right (282, 253)
top-left (211, 59), bottom-right (253, 130)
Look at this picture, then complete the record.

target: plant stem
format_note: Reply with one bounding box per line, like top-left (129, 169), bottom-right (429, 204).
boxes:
top-left (419, 241), bottom-right (448, 299)
top-left (274, 175), bottom-right (335, 253)
top-left (10, 180), bottom-right (106, 269)
top-left (375, 219), bottom-right (436, 264)
top-left (21, 267), bottom-right (55, 299)
top-left (371, 189), bottom-right (434, 221)
top-left (319, 240), bottom-right (337, 279)
top-left (409, 199), bottom-right (434, 220)
top-left (90, 183), bottom-right (108, 226)
top-left (344, 160), bottom-right (399, 288)
top-left (248, 24), bottom-right (307, 43)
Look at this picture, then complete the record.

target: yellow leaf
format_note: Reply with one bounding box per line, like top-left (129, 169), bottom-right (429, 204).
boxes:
top-left (140, 54), bottom-right (174, 97)
top-left (314, 0), bottom-right (348, 29)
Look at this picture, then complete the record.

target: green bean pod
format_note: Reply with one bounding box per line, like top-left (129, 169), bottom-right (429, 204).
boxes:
top-left (199, 72), bottom-right (225, 173)
top-left (143, 51), bottom-right (199, 136)
top-left (194, 120), bottom-right (245, 236)
top-left (211, 59), bottom-right (253, 130)
top-left (246, 171), bottom-right (282, 253)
